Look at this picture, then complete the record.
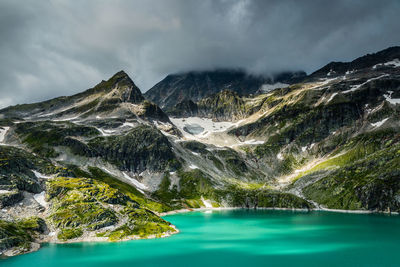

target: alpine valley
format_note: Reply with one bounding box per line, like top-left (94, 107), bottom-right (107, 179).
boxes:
top-left (1, 46), bottom-right (400, 257)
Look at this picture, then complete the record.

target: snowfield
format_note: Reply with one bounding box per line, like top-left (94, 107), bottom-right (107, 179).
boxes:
top-left (170, 117), bottom-right (266, 149)
top-left (170, 117), bottom-right (237, 139)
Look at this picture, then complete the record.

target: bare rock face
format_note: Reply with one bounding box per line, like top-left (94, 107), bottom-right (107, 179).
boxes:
top-left (144, 69), bottom-right (305, 109)
top-left (167, 90), bottom-right (252, 121)
top-left (85, 125), bottom-right (177, 173)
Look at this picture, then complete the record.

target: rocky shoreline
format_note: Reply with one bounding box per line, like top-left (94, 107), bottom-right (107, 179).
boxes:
top-left (159, 206), bottom-right (400, 217)
top-left (1, 224), bottom-right (179, 258)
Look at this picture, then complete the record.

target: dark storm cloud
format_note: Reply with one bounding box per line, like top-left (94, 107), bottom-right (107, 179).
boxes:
top-left (0, 0), bottom-right (399, 108)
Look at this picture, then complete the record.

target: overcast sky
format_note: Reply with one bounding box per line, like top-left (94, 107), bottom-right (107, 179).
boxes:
top-left (0, 0), bottom-right (399, 108)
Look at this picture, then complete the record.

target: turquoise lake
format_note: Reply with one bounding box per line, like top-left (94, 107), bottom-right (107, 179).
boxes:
top-left (2, 209), bottom-right (400, 267)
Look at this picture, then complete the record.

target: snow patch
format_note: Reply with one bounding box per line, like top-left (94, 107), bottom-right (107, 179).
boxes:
top-left (53, 115), bottom-right (80, 122)
top-left (383, 58), bottom-right (400, 67)
top-left (384, 91), bottom-right (400, 105)
top-left (231, 139), bottom-right (265, 148)
top-left (319, 77), bottom-right (339, 86)
top-left (170, 117), bottom-right (237, 139)
top-left (342, 74), bottom-right (389, 94)
top-left (32, 170), bottom-right (53, 179)
top-left (122, 172), bottom-right (147, 193)
top-left (327, 93), bottom-right (338, 103)
top-left (122, 122), bottom-right (135, 128)
top-left (371, 118), bottom-right (389, 128)
top-left (122, 172), bottom-right (148, 191)
top-left (201, 196), bottom-right (213, 208)
top-left (277, 153), bottom-right (283, 160)
top-left (0, 190), bottom-right (12, 194)
top-left (0, 127), bottom-right (10, 143)
top-left (301, 146), bottom-right (307, 152)
top-left (33, 191), bottom-right (47, 207)
top-left (373, 58), bottom-right (400, 69)
top-left (189, 164), bottom-right (198, 169)
top-left (37, 111), bottom-right (57, 118)
top-left (95, 127), bottom-right (117, 136)
top-left (243, 139), bottom-right (265, 145)
top-left (327, 69), bottom-right (335, 76)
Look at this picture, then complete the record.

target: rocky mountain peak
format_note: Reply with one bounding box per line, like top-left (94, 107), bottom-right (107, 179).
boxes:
top-left (97, 70), bottom-right (144, 104)
top-left (309, 46), bottom-right (400, 79)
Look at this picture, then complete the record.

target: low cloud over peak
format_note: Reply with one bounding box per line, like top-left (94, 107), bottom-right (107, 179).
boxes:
top-left (0, 0), bottom-right (399, 108)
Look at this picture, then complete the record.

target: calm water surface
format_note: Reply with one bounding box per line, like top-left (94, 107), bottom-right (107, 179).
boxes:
top-left (2, 209), bottom-right (400, 267)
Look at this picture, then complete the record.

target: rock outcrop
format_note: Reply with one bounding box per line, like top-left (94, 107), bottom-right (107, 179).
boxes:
top-left (144, 69), bottom-right (306, 109)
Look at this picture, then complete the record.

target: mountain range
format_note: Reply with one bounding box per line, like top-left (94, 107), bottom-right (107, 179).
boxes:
top-left (0, 46), bottom-right (399, 256)
top-left (144, 69), bottom-right (306, 109)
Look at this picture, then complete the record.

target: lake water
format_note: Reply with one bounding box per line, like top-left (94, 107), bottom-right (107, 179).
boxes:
top-left (2, 209), bottom-right (400, 267)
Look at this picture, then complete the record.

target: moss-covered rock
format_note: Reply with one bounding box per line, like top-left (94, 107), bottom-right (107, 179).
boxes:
top-left (0, 217), bottom-right (46, 254)
top-left (213, 185), bottom-right (312, 209)
top-left (95, 206), bottom-right (177, 241)
top-left (14, 121), bottom-right (99, 158)
top-left (302, 142), bottom-right (400, 212)
top-left (83, 167), bottom-right (172, 212)
top-left (46, 176), bottom-right (175, 241)
top-left (216, 149), bottom-right (249, 175)
top-left (196, 90), bottom-right (251, 121)
top-left (0, 146), bottom-right (62, 197)
top-left (178, 169), bottom-right (215, 199)
top-left (57, 228), bottom-right (83, 241)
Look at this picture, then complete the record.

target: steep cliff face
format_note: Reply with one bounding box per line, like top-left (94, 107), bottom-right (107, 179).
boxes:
top-left (167, 90), bottom-right (253, 121)
top-left (167, 89), bottom-right (276, 121)
top-left (196, 90), bottom-right (248, 121)
top-left (166, 100), bottom-right (199, 118)
top-left (144, 69), bottom-right (305, 109)
top-left (85, 125), bottom-right (177, 173)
